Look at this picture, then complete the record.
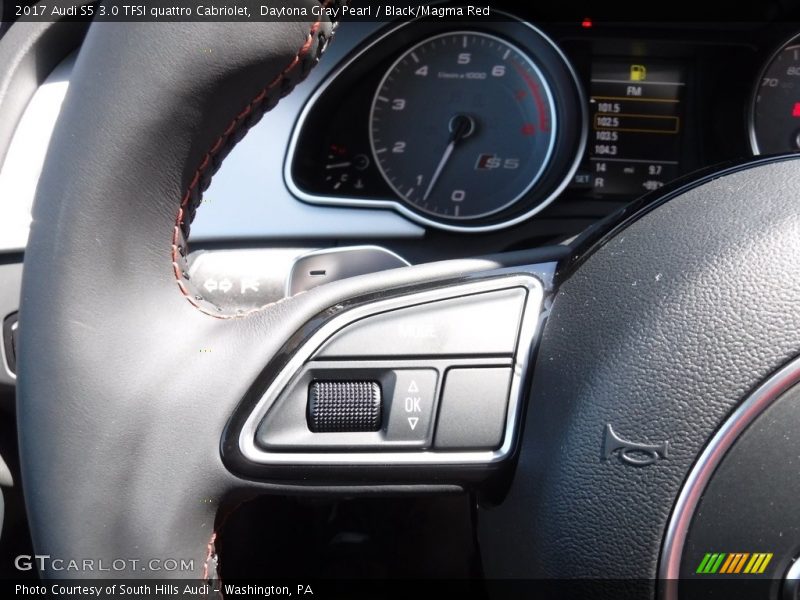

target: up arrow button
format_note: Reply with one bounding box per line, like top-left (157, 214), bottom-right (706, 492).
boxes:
top-left (386, 369), bottom-right (438, 444)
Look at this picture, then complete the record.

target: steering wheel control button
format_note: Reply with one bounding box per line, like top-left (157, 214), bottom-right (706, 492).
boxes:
top-left (236, 274), bottom-right (544, 471)
top-left (307, 381), bottom-right (382, 433)
top-left (316, 287), bottom-right (527, 359)
top-left (434, 368), bottom-right (512, 450)
top-left (385, 370), bottom-right (438, 443)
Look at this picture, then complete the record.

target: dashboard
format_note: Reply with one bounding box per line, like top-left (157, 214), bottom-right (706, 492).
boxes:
top-left (289, 17), bottom-right (586, 232)
top-left (283, 12), bottom-right (800, 243)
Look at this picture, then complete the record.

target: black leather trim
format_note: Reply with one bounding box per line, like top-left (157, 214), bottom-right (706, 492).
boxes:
top-left (18, 10), bottom-right (341, 579)
top-left (479, 156), bottom-right (800, 590)
top-left (680, 382), bottom-right (800, 586)
top-left (562, 154), bottom-right (800, 283)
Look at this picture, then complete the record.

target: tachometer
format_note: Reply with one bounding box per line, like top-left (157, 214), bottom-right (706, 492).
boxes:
top-left (750, 33), bottom-right (800, 154)
top-left (369, 31), bottom-right (557, 220)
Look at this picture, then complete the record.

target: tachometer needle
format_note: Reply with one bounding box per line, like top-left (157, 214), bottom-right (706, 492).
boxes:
top-left (423, 114), bottom-right (475, 201)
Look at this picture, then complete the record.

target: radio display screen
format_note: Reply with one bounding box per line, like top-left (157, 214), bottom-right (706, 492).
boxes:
top-left (573, 60), bottom-right (687, 196)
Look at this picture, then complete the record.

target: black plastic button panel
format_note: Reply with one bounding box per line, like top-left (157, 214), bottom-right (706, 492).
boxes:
top-left (257, 361), bottom-right (512, 451)
top-left (385, 370), bottom-right (438, 443)
top-left (316, 287), bottom-right (526, 358)
top-left (257, 362), bottom-right (455, 450)
top-left (435, 368), bottom-right (513, 450)
top-left (239, 275), bottom-right (544, 466)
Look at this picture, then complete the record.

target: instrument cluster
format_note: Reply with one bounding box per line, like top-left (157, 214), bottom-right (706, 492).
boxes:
top-left (287, 15), bottom-right (800, 233)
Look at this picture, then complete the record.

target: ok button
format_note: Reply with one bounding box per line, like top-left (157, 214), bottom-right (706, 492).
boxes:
top-left (385, 370), bottom-right (438, 445)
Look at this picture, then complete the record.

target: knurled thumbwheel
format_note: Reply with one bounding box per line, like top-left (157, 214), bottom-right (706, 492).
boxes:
top-left (307, 380), bottom-right (382, 433)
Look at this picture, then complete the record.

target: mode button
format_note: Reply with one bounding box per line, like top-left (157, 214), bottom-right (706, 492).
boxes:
top-left (315, 288), bottom-right (527, 359)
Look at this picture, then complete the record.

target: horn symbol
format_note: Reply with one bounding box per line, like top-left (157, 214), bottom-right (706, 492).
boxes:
top-left (603, 424), bottom-right (669, 467)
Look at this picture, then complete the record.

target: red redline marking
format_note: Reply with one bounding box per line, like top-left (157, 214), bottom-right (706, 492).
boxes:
top-left (511, 60), bottom-right (549, 133)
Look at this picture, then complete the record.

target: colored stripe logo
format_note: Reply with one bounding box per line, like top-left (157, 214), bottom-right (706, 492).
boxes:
top-left (696, 552), bottom-right (773, 575)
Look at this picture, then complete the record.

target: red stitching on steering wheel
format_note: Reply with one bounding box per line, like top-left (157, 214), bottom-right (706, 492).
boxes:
top-left (171, 8), bottom-right (334, 321)
top-left (164, 4), bottom-right (344, 584)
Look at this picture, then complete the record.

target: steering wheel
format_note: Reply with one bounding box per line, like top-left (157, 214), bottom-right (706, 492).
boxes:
top-left (17, 6), bottom-right (800, 597)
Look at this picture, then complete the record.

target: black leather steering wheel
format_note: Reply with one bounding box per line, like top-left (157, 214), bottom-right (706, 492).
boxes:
top-left (17, 6), bottom-right (800, 596)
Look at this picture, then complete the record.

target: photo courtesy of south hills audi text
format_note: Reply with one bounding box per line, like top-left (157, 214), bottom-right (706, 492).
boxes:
top-left (14, 583), bottom-right (316, 596)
